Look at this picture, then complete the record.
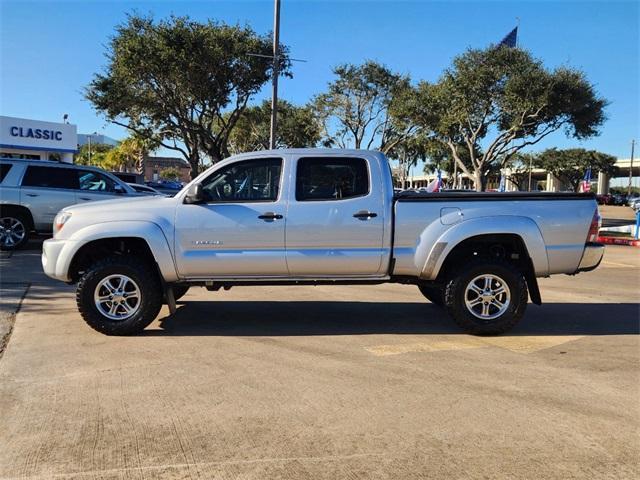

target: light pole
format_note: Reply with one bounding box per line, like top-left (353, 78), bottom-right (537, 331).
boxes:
top-left (87, 131), bottom-right (97, 164)
top-left (269, 0), bottom-right (281, 150)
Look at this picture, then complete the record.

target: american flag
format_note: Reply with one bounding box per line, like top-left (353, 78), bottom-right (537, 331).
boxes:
top-left (499, 27), bottom-right (518, 48)
top-left (580, 167), bottom-right (592, 192)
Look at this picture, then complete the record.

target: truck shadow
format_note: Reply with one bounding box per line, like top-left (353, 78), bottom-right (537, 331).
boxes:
top-left (151, 301), bottom-right (640, 336)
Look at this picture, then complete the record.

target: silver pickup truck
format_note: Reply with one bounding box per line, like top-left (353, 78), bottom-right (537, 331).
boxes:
top-left (42, 149), bottom-right (604, 336)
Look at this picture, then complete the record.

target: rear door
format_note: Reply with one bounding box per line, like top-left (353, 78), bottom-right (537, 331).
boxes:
top-left (174, 157), bottom-right (288, 277)
top-left (285, 156), bottom-right (386, 276)
top-left (19, 165), bottom-right (78, 231)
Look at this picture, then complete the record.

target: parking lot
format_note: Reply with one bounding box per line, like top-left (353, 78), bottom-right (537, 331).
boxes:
top-left (0, 240), bottom-right (638, 480)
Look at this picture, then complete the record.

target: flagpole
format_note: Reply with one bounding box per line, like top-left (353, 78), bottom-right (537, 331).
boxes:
top-left (628, 139), bottom-right (635, 197)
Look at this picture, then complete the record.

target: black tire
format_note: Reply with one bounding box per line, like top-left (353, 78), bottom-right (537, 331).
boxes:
top-left (0, 210), bottom-right (30, 251)
top-left (417, 283), bottom-right (444, 307)
top-left (444, 259), bottom-right (528, 335)
top-left (76, 255), bottom-right (163, 335)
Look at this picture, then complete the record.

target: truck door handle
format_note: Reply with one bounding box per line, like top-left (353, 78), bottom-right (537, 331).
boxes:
top-left (79, 197), bottom-right (92, 201)
top-left (26, 193), bottom-right (39, 197)
top-left (258, 212), bottom-right (283, 221)
top-left (353, 211), bottom-right (378, 220)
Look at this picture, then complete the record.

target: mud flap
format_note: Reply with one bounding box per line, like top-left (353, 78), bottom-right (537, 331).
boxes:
top-left (164, 286), bottom-right (177, 315)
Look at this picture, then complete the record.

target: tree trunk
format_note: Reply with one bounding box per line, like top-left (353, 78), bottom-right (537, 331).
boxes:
top-left (473, 170), bottom-right (487, 192)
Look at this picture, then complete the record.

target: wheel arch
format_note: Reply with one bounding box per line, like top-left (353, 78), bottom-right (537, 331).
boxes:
top-left (420, 216), bottom-right (549, 281)
top-left (0, 204), bottom-right (34, 230)
top-left (60, 221), bottom-right (178, 283)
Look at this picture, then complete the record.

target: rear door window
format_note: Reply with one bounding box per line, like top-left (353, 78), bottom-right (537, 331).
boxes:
top-left (296, 157), bottom-right (369, 201)
top-left (21, 166), bottom-right (78, 189)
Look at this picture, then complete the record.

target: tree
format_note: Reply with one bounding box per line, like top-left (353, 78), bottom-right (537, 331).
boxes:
top-left (159, 167), bottom-right (181, 181)
top-left (75, 143), bottom-right (115, 167)
top-left (504, 152), bottom-right (536, 191)
top-left (86, 14), bottom-right (291, 179)
top-left (313, 61), bottom-right (416, 153)
top-left (406, 46), bottom-right (607, 190)
top-left (227, 99), bottom-right (321, 154)
top-left (118, 135), bottom-right (159, 174)
top-left (535, 148), bottom-right (616, 192)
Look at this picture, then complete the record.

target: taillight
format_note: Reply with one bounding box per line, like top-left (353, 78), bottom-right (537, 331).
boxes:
top-left (586, 208), bottom-right (601, 243)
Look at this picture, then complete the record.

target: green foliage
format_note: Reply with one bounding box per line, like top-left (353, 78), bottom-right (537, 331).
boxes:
top-left (75, 143), bottom-right (115, 167)
top-left (535, 148), bottom-right (617, 192)
top-left (313, 60), bottom-right (416, 152)
top-left (405, 46), bottom-right (607, 190)
top-left (227, 99), bottom-right (322, 154)
top-left (86, 13), bottom-right (290, 178)
top-left (159, 167), bottom-right (181, 181)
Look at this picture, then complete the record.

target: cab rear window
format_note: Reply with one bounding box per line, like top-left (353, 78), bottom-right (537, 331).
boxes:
top-left (296, 157), bottom-right (369, 201)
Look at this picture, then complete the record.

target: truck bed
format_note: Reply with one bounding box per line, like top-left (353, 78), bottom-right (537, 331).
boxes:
top-left (391, 191), bottom-right (598, 279)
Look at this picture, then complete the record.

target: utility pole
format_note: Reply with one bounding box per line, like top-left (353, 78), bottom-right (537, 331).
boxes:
top-left (88, 135), bottom-right (92, 164)
top-left (629, 139), bottom-right (635, 197)
top-left (528, 154), bottom-right (533, 191)
top-left (269, 0), bottom-right (281, 150)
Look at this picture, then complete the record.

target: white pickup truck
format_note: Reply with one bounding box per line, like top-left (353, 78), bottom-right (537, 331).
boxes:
top-left (42, 149), bottom-right (604, 336)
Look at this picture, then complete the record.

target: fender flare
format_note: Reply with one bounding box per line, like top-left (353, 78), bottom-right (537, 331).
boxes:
top-left (56, 221), bottom-right (179, 282)
top-left (419, 216), bottom-right (549, 280)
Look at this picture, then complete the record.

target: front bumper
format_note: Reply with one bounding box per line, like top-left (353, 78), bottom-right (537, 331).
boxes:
top-left (42, 238), bottom-right (74, 282)
top-left (577, 242), bottom-right (605, 273)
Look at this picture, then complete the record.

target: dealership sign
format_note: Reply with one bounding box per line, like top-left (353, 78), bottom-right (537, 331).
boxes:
top-left (0, 115), bottom-right (77, 153)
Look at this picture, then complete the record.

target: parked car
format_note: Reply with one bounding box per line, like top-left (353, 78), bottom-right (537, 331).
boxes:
top-left (0, 158), bottom-right (138, 250)
top-left (127, 183), bottom-right (164, 196)
top-left (112, 171), bottom-right (144, 185)
top-left (42, 149), bottom-right (604, 337)
top-left (144, 180), bottom-right (183, 196)
top-left (596, 193), bottom-right (614, 205)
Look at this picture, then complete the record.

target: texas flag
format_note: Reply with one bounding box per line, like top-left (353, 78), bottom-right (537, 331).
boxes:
top-left (580, 167), bottom-right (592, 193)
top-left (426, 170), bottom-right (442, 193)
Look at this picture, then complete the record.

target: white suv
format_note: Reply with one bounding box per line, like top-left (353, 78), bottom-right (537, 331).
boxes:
top-left (0, 159), bottom-right (137, 250)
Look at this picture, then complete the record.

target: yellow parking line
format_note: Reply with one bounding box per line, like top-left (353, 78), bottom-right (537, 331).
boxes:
top-left (366, 335), bottom-right (584, 356)
top-left (600, 261), bottom-right (638, 269)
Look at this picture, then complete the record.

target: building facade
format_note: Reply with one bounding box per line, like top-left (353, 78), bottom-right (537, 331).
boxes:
top-left (0, 115), bottom-right (77, 163)
top-left (77, 133), bottom-right (119, 147)
top-left (142, 155), bottom-right (191, 183)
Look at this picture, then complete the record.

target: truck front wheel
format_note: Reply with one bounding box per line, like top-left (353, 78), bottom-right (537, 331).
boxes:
top-left (444, 259), bottom-right (528, 335)
top-left (76, 255), bottom-right (163, 335)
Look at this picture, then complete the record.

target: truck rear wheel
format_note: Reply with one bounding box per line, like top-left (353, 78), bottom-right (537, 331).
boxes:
top-left (444, 259), bottom-right (527, 335)
top-left (76, 255), bottom-right (163, 335)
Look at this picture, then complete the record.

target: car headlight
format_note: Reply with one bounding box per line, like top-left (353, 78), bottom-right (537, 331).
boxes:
top-left (54, 212), bottom-right (72, 236)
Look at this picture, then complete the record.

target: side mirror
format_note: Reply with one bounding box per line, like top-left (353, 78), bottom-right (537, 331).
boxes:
top-left (184, 183), bottom-right (204, 204)
top-left (114, 184), bottom-right (126, 195)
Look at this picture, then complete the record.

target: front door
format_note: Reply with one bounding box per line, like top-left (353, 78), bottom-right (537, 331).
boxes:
top-left (285, 156), bottom-right (386, 276)
top-left (75, 169), bottom-right (124, 203)
top-left (174, 157), bottom-right (287, 278)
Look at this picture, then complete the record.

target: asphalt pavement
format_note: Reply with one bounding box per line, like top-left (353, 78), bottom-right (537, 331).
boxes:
top-left (0, 242), bottom-right (638, 480)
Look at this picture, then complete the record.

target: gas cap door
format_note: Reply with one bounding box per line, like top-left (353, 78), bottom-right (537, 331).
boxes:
top-left (440, 207), bottom-right (463, 225)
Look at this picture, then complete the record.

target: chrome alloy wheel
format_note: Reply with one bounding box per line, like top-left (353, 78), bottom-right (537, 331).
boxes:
top-left (94, 274), bottom-right (141, 321)
top-left (0, 216), bottom-right (26, 248)
top-left (464, 274), bottom-right (511, 321)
